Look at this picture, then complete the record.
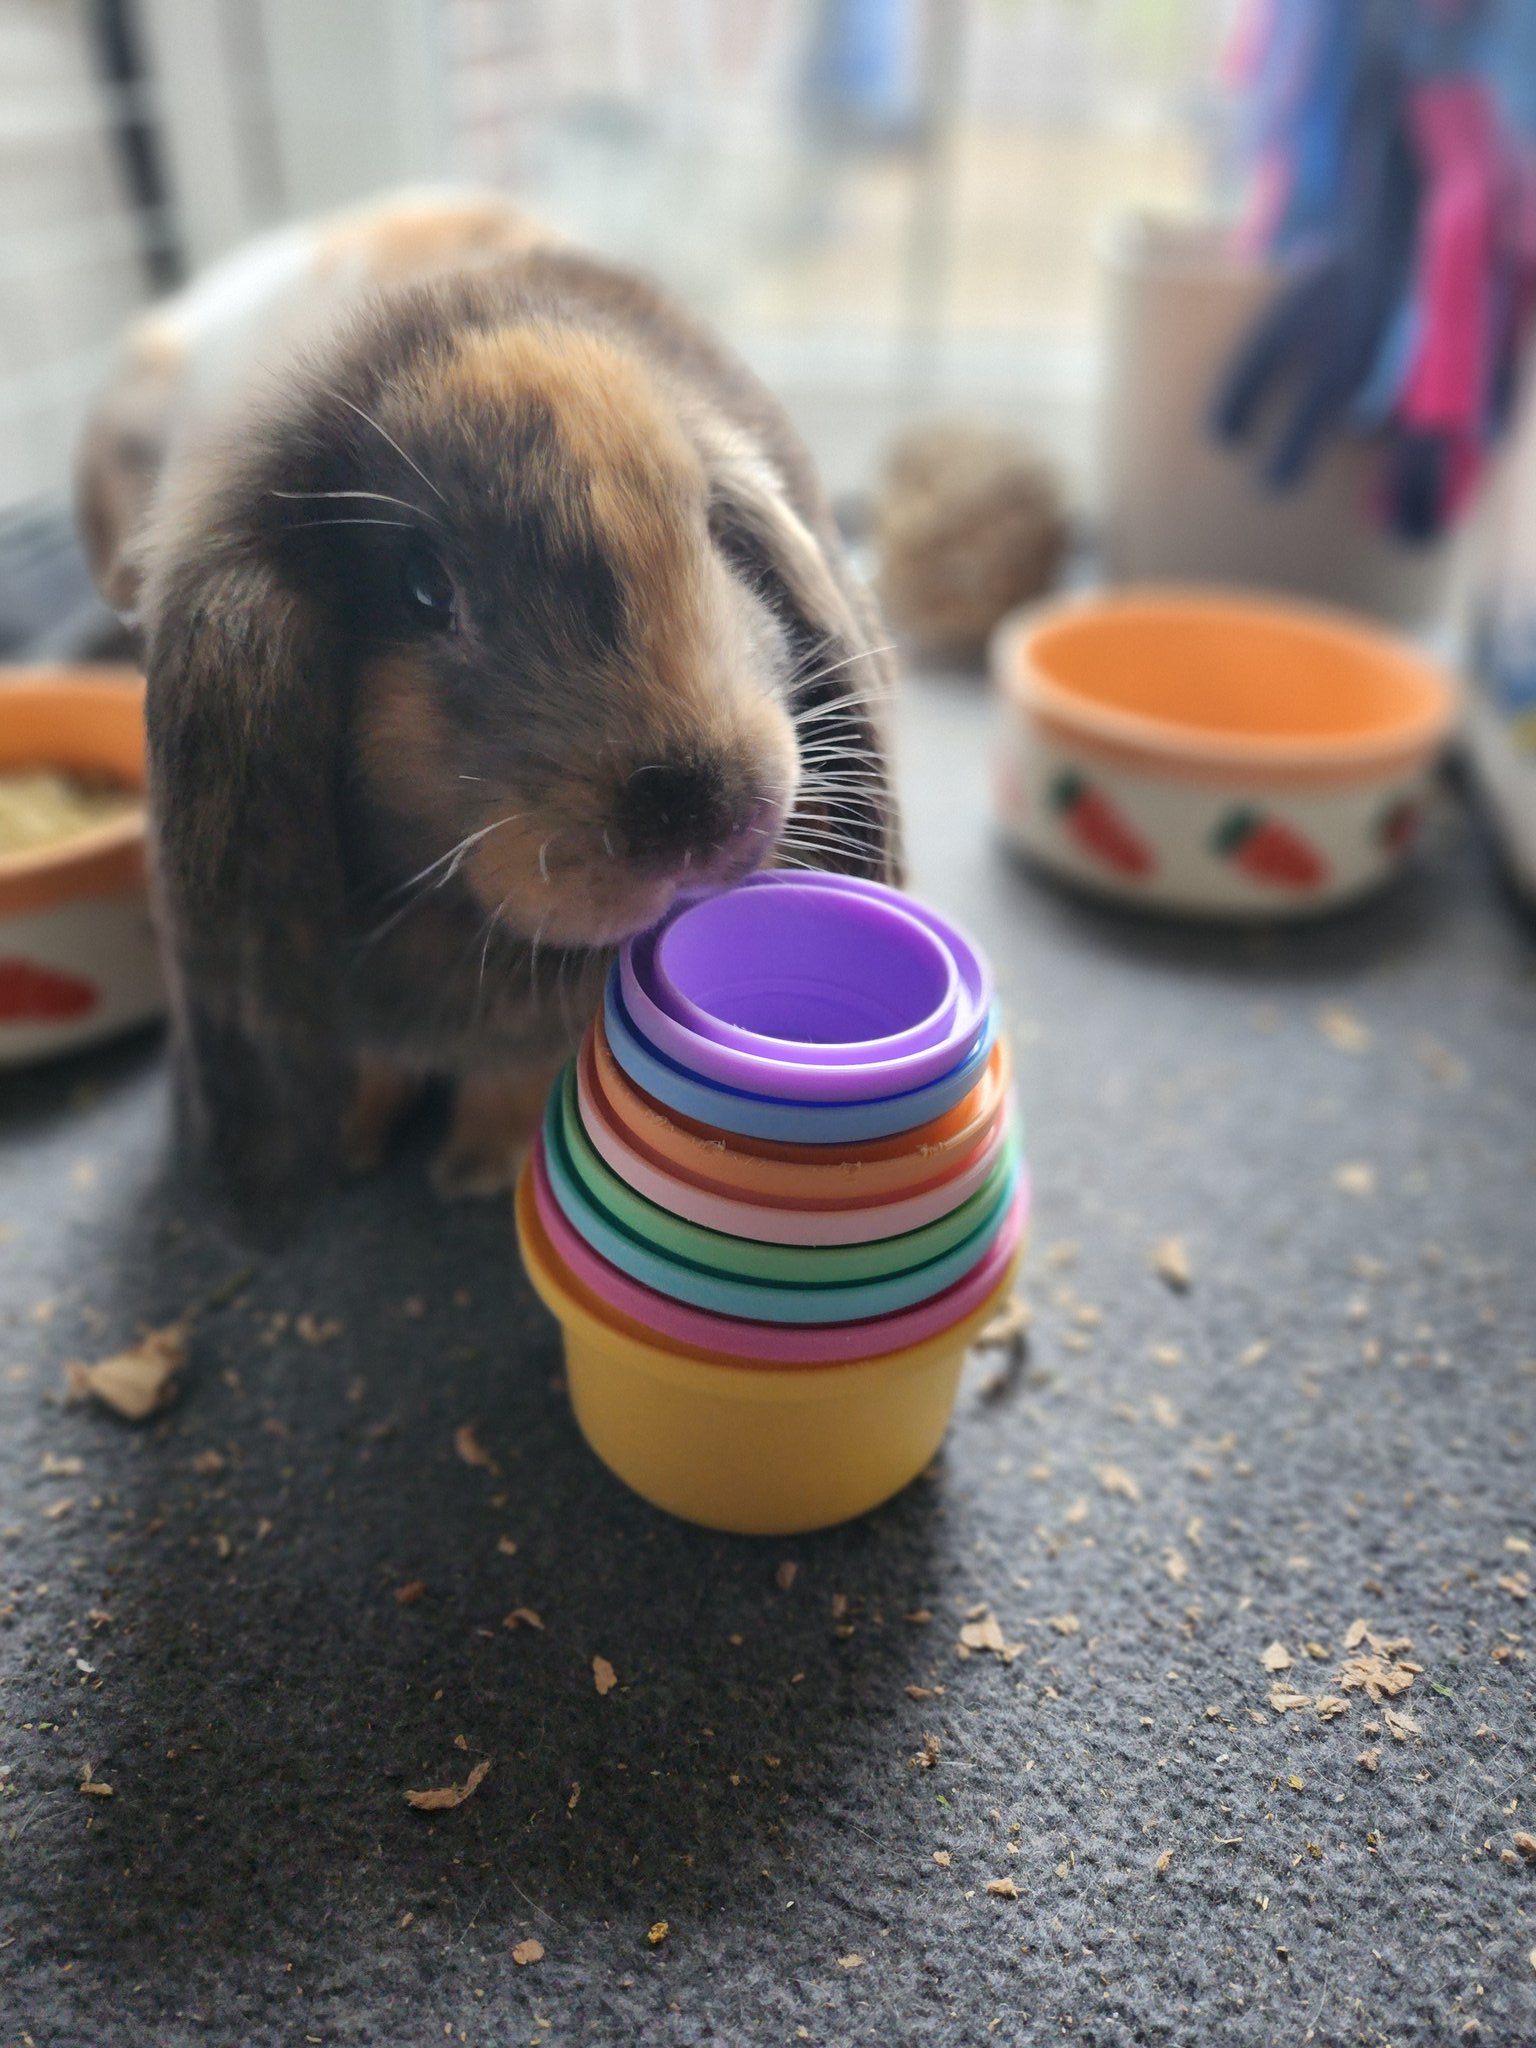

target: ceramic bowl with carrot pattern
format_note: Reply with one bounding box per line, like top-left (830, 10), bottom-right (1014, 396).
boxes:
top-left (0, 670), bottom-right (163, 1066)
top-left (990, 591), bottom-right (1459, 918)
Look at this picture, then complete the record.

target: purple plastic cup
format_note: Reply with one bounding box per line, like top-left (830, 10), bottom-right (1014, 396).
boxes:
top-left (661, 874), bottom-right (991, 1053)
top-left (616, 872), bottom-right (990, 1103)
top-left (656, 881), bottom-right (959, 1056)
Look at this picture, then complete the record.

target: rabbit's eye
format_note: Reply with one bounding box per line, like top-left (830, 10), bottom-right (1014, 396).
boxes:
top-left (403, 540), bottom-right (455, 628)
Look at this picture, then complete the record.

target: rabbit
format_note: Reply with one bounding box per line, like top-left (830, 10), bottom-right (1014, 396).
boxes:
top-left (77, 190), bottom-right (902, 1242)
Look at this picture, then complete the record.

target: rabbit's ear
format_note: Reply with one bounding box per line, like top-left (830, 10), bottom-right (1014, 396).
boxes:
top-left (700, 420), bottom-right (904, 884)
top-left (76, 331), bottom-right (186, 620)
top-left (145, 550), bottom-right (351, 1241)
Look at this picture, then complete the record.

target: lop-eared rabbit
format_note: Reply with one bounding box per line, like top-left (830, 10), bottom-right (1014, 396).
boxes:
top-left (79, 191), bottom-right (901, 1241)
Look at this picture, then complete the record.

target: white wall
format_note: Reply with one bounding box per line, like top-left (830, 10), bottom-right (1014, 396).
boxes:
top-left (0, 0), bottom-right (444, 513)
top-left (0, 1), bottom-right (157, 505)
top-left (137, 0), bottom-right (443, 269)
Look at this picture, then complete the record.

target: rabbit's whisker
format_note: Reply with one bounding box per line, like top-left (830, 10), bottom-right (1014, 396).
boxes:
top-left (357, 812), bottom-right (527, 948)
top-left (322, 389), bottom-right (449, 505)
top-left (792, 643), bottom-right (894, 695)
top-left (527, 916), bottom-right (548, 1009)
top-left (477, 894), bottom-right (511, 1000)
top-left (285, 517), bottom-right (417, 531)
top-left (271, 488), bottom-right (442, 524)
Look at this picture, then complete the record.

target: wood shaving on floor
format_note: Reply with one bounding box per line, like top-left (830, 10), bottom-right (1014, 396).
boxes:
top-left (956, 1610), bottom-right (1027, 1662)
top-left (1337, 1641), bottom-right (1420, 1701)
top-left (64, 1324), bottom-right (186, 1421)
top-left (453, 1423), bottom-right (497, 1472)
top-left (1152, 1238), bottom-right (1192, 1292)
top-left (975, 1293), bottom-right (1032, 1348)
top-left (404, 1758), bottom-right (491, 1810)
top-left (1095, 1463), bottom-right (1142, 1504)
top-left (1318, 1007), bottom-right (1372, 1054)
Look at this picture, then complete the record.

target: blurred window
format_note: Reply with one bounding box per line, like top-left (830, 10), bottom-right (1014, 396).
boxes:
top-left (0, 0), bottom-right (1229, 519)
top-left (441, 0), bottom-right (1230, 490)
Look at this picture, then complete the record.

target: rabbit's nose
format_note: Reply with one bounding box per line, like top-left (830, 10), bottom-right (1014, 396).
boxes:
top-left (614, 755), bottom-right (777, 875)
top-left (616, 760), bottom-right (727, 864)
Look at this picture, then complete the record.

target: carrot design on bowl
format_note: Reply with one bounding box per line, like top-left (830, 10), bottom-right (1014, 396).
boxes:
top-left (1211, 808), bottom-right (1328, 890)
top-left (1050, 771), bottom-right (1154, 878)
top-left (0, 957), bottom-right (99, 1022)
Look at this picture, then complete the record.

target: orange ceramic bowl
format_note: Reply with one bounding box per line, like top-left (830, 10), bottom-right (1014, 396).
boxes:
top-left (589, 1014), bottom-right (1014, 1208)
top-left (0, 669), bottom-right (163, 1065)
top-left (992, 590), bottom-right (1460, 917)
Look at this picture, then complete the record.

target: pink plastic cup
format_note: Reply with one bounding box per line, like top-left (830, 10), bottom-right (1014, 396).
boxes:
top-left (575, 1033), bottom-right (1013, 1245)
top-left (529, 1138), bottom-right (1029, 1368)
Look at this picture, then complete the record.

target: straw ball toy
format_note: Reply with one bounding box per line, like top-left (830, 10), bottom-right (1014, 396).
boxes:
top-left (873, 421), bottom-right (1067, 659)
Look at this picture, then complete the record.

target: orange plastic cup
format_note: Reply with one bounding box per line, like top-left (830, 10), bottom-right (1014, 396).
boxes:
top-left (589, 1014), bottom-right (1013, 1209)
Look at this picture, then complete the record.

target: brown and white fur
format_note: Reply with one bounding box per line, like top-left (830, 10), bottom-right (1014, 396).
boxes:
top-left (78, 190), bottom-right (901, 1241)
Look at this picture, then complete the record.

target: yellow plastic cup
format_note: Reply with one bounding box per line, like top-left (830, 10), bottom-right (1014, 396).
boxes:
top-left (516, 1168), bottom-right (1022, 1536)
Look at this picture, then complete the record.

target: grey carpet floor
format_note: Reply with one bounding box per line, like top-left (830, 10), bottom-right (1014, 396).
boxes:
top-left (1, 671), bottom-right (1534, 2048)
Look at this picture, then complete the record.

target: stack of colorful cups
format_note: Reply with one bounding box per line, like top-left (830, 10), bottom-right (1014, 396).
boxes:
top-left (516, 872), bottom-right (1028, 1535)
